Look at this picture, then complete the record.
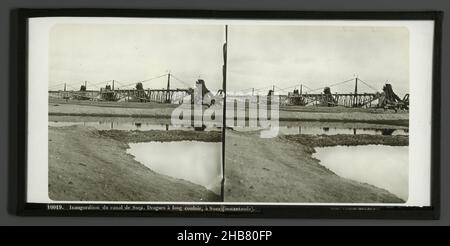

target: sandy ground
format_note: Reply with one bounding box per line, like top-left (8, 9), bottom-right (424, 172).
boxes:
top-left (224, 130), bottom-right (405, 203)
top-left (48, 100), bottom-right (407, 203)
top-left (99, 129), bottom-right (221, 143)
top-left (48, 126), bottom-right (220, 202)
top-left (283, 134), bottom-right (408, 147)
top-left (49, 101), bottom-right (176, 118)
top-left (49, 125), bottom-right (405, 203)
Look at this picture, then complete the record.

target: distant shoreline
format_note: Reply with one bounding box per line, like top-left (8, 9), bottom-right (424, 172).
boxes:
top-left (49, 101), bottom-right (409, 126)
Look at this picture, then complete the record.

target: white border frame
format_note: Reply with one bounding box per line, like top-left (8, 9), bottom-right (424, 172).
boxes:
top-left (27, 17), bottom-right (434, 207)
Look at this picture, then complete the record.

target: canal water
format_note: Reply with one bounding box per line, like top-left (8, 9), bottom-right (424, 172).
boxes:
top-left (50, 121), bottom-right (186, 131)
top-left (48, 121), bottom-right (221, 131)
top-left (126, 141), bottom-right (223, 194)
top-left (233, 126), bottom-right (408, 136)
top-left (49, 120), bottom-right (408, 135)
top-left (313, 145), bottom-right (409, 201)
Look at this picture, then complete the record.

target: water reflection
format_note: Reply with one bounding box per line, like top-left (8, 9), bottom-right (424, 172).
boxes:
top-left (381, 129), bottom-right (394, 135)
top-left (49, 121), bottom-right (218, 132)
top-left (126, 141), bottom-right (222, 194)
top-left (49, 120), bottom-right (408, 136)
top-left (233, 126), bottom-right (409, 136)
top-left (313, 145), bottom-right (409, 201)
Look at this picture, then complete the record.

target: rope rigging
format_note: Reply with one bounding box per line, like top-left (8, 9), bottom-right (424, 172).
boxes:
top-left (357, 78), bottom-right (379, 92)
top-left (170, 74), bottom-right (193, 88)
top-left (116, 74), bottom-right (168, 88)
top-left (49, 75), bottom-right (382, 95)
top-left (306, 78), bottom-right (355, 93)
top-left (48, 82), bottom-right (67, 89)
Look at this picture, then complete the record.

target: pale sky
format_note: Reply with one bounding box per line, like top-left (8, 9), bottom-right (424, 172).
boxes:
top-left (49, 24), bottom-right (224, 91)
top-left (49, 24), bottom-right (409, 96)
top-left (228, 25), bottom-right (409, 96)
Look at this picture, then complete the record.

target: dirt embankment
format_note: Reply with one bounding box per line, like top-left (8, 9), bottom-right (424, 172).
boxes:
top-left (49, 101), bottom-right (409, 125)
top-left (49, 103), bottom-right (176, 118)
top-left (49, 118), bottom-right (406, 203)
top-left (48, 126), bottom-right (220, 202)
top-left (224, 130), bottom-right (404, 203)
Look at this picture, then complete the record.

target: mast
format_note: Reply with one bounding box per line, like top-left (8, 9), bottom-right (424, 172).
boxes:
top-left (353, 76), bottom-right (358, 107)
top-left (220, 25), bottom-right (228, 202)
top-left (166, 72), bottom-right (171, 103)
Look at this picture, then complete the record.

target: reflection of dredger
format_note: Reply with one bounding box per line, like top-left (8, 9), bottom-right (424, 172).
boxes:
top-left (185, 79), bottom-right (224, 107)
top-left (172, 79), bottom-right (226, 131)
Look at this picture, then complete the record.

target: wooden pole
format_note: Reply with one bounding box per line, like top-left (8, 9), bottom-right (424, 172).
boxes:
top-left (221, 25), bottom-right (228, 202)
top-left (166, 73), bottom-right (171, 103)
top-left (354, 77), bottom-right (358, 107)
